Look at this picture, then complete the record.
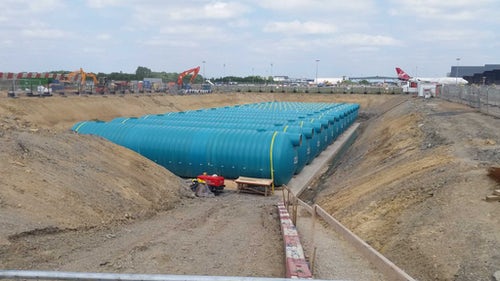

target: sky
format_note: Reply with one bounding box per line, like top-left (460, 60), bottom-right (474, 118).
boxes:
top-left (0, 0), bottom-right (499, 79)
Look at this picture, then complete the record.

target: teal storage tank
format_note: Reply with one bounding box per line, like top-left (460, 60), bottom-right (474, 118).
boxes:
top-left (72, 101), bottom-right (359, 186)
top-left (72, 121), bottom-right (302, 186)
top-left (117, 118), bottom-right (314, 173)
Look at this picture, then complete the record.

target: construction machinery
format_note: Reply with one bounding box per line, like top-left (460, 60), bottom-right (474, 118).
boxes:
top-left (177, 66), bottom-right (200, 90)
top-left (190, 173), bottom-right (225, 195)
top-left (66, 68), bottom-right (99, 94)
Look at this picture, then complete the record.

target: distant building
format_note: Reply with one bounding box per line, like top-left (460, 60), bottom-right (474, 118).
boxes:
top-left (450, 64), bottom-right (500, 85)
top-left (315, 77), bottom-right (344, 85)
top-left (273, 76), bottom-right (289, 82)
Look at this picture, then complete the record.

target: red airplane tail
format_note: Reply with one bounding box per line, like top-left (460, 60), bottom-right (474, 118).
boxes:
top-left (395, 67), bottom-right (411, 81)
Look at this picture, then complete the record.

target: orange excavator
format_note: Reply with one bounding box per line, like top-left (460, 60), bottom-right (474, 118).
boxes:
top-left (67, 68), bottom-right (98, 86)
top-left (177, 66), bottom-right (200, 88)
top-left (66, 68), bottom-right (99, 94)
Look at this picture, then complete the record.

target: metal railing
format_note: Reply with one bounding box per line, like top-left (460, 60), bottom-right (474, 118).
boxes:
top-left (0, 270), bottom-right (342, 281)
top-left (280, 186), bottom-right (416, 281)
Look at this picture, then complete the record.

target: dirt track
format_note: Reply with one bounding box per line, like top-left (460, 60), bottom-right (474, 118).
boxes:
top-left (0, 92), bottom-right (499, 280)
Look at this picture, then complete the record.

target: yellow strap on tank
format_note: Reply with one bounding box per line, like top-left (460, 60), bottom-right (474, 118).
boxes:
top-left (282, 125), bottom-right (288, 132)
top-left (269, 131), bottom-right (278, 194)
top-left (121, 118), bottom-right (130, 124)
top-left (73, 121), bottom-right (87, 133)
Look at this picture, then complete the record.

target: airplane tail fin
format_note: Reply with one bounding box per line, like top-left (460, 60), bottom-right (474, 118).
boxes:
top-left (395, 67), bottom-right (411, 81)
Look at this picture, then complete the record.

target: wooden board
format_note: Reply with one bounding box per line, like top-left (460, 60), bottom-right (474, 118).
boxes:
top-left (235, 176), bottom-right (274, 196)
top-left (234, 176), bottom-right (273, 186)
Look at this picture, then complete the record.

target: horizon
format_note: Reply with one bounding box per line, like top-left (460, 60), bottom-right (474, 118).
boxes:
top-left (1, 1), bottom-right (499, 78)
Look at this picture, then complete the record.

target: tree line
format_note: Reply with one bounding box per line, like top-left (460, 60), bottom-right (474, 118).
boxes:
top-left (51, 66), bottom-right (272, 84)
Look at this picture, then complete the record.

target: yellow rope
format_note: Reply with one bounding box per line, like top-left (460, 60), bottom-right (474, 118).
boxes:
top-left (269, 131), bottom-right (278, 194)
top-left (73, 121), bottom-right (87, 133)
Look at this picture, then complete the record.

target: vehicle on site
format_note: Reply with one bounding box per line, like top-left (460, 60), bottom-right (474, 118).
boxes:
top-left (190, 173), bottom-right (225, 195)
top-left (177, 66), bottom-right (200, 90)
top-left (66, 68), bottom-right (99, 94)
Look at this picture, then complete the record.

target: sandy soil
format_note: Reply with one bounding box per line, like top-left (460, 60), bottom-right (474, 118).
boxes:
top-left (0, 92), bottom-right (499, 280)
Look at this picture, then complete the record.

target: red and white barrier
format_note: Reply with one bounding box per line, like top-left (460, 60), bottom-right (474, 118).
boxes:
top-left (0, 72), bottom-right (69, 80)
top-left (277, 202), bottom-right (312, 279)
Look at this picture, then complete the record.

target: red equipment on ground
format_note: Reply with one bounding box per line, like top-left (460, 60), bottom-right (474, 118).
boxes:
top-left (191, 173), bottom-right (225, 195)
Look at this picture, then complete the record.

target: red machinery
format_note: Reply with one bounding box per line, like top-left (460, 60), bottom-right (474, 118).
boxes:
top-left (177, 66), bottom-right (200, 87)
top-left (191, 173), bottom-right (225, 195)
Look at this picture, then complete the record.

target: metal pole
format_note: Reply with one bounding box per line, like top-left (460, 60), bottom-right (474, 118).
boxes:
top-left (0, 270), bottom-right (339, 281)
top-left (455, 57), bottom-right (460, 85)
top-left (315, 59), bottom-right (320, 86)
top-left (202, 61), bottom-right (206, 80)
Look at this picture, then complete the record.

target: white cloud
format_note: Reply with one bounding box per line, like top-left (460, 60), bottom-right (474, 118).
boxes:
top-left (418, 29), bottom-right (495, 42)
top-left (255, 0), bottom-right (375, 13)
top-left (202, 2), bottom-right (249, 19)
top-left (82, 47), bottom-right (106, 54)
top-left (86, 0), bottom-right (121, 9)
top-left (336, 33), bottom-right (403, 46)
top-left (159, 24), bottom-right (224, 40)
top-left (389, 0), bottom-right (498, 21)
top-left (132, 1), bottom-right (249, 24)
top-left (21, 28), bottom-right (71, 39)
top-left (264, 20), bottom-right (337, 34)
top-left (141, 37), bottom-right (199, 48)
top-left (97, 33), bottom-right (111, 40)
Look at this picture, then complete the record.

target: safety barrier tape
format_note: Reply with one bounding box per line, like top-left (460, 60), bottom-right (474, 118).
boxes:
top-left (268, 131), bottom-right (278, 193)
top-left (0, 72), bottom-right (70, 80)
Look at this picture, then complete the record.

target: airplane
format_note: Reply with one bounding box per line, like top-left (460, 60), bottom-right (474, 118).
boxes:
top-left (395, 67), bottom-right (468, 85)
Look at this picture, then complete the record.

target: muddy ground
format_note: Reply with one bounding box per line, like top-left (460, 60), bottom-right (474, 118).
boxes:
top-left (0, 92), bottom-right (499, 280)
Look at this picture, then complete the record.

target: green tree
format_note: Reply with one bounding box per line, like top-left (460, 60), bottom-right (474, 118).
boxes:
top-left (135, 66), bottom-right (152, 80)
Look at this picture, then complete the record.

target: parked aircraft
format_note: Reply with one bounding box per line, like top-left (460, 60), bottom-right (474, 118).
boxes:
top-left (396, 67), bottom-right (468, 85)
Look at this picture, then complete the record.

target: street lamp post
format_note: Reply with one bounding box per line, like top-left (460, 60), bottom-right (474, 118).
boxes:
top-left (202, 60), bottom-right (206, 81)
top-left (315, 59), bottom-right (320, 86)
top-left (271, 63), bottom-right (274, 78)
top-left (455, 58), bottom-right (460, 85)
top-left (223, 63), bottom-right (226, 85)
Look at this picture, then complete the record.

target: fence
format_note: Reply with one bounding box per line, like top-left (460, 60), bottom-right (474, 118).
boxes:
top-left (440, 85), bottom-right (500, 118)
top-left (280, 186), bottom-right (416, 281)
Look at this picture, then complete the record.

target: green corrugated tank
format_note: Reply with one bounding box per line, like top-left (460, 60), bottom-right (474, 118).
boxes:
top-left (72, 121), bottom-right (302, 186)
top-left (71, 101), bottom-right (359, 185)
top-left (114, 118), bottom-right (314, 173)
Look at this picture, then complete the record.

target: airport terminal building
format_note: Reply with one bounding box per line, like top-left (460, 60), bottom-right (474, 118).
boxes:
top-left (450, 64), bottom-right (500, 85)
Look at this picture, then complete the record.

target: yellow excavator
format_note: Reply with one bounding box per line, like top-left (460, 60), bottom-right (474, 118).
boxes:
top-left (66, 68), bottom-right (99, 94)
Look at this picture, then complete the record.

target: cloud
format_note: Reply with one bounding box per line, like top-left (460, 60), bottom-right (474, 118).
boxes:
top-left (336, 33), bottom-right (403, 47)
top-left (85, 0), bottom-right (121, 8)
top-left (255, 0), bottom-right (375, 13)
top-left (159, 24), bottom-right (225, 40)
top-left (21, 27), bottom-right (71, 39)
top-left (264, 20), bottom-right (337, 34)
top-left (202, 2), bottom-right (250, 19)
top-left (388, 0), bottom-right (498, 21)
top-left (96, 33), bottom-right (111, 40)
top-left (141, 37), bottom-right (199, 48)
top-left (132, 1), bottom-right (250, 24)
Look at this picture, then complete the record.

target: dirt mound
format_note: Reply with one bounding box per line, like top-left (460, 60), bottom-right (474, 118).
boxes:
top-left (314, 98), bottom-right (500, 280)
top-left (0, 129), bottom-right (180, 243)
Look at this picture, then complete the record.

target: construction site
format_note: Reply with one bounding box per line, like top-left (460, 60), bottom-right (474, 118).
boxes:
top-left (0, 80), bottom-right (500, 281)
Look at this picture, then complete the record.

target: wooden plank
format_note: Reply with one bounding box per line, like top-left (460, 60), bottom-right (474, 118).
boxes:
top-left (485, 195), bottom-right (500, 202)
top-left (234, 176), bottom-right (273, 186)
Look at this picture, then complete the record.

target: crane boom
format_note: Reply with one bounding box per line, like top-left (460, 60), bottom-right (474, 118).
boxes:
top-left (177, 66), bottom-right (200, 86)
